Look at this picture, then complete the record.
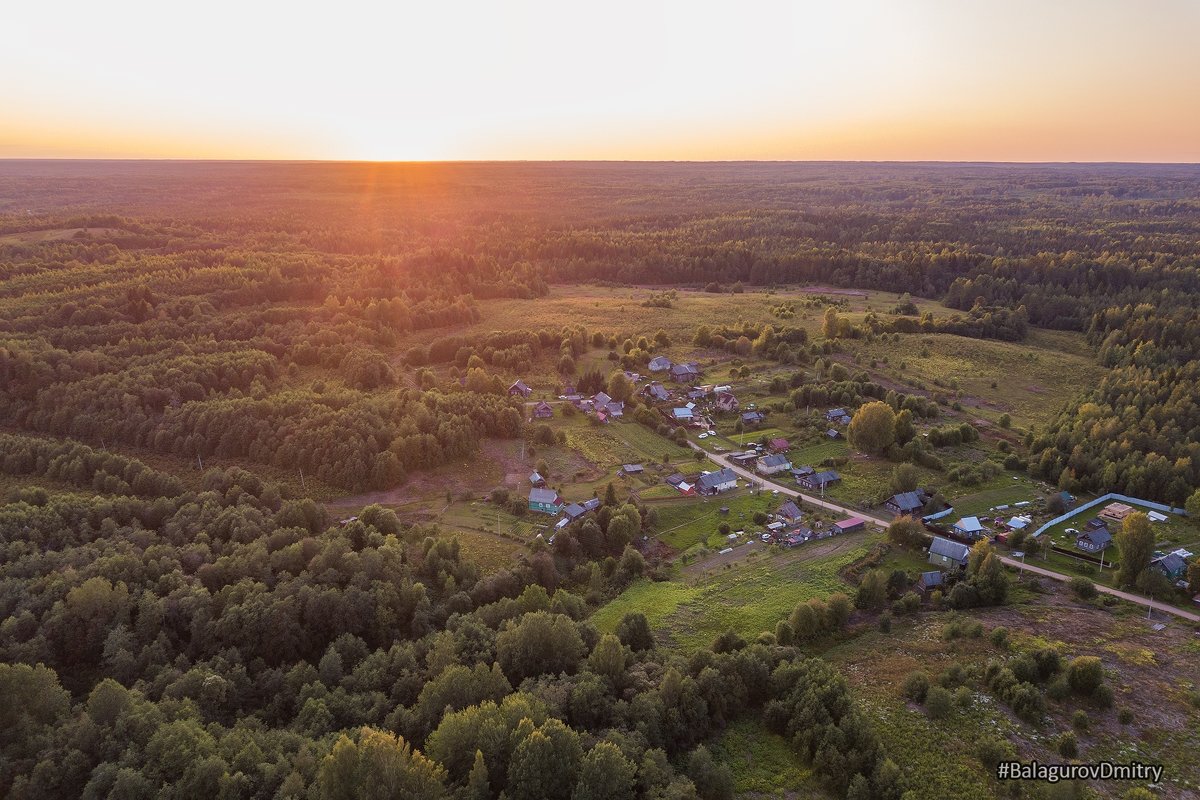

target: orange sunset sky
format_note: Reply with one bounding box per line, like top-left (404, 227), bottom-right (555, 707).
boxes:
top-left (3, 0), bottom-right (1199, 162)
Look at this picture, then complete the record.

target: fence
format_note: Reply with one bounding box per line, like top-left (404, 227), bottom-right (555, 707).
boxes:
top-left (1030, 492), bottom-right (1188, 538)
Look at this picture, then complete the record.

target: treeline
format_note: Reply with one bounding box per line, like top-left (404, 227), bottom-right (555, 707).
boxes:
top-left (1031, 302), bottom-right (1200, 503)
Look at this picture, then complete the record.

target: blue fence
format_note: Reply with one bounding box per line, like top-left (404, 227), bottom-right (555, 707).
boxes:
top-left (922, 507), bottom-right (955, 523)
top-left (1030, 493), bottom-right (1187, 538)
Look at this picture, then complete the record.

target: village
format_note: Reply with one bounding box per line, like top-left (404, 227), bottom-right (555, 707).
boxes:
top-left (502, 352), bottom-right (1199, 614)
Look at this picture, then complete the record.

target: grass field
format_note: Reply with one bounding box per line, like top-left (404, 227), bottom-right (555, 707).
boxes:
top-left (439, 529), bottom-right (526, 574)
top-left (595, 532), bottom-right (878, 651)
top-left (710, 719), bottom-right (816, 797)
top-left (649, 490), bottom-right (778, 551)
top-left (438, 501), bottom-right (547, 541)
top-left (847, 330), bottom-right (1104, 429)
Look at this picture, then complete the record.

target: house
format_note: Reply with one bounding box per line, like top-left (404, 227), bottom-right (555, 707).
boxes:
top-left (619, 464), bottom-right (644, 476)
top-left (729, 451), bottom-right (759, 466)
top-left (648, 356), bottom-right (673, 372)
top-left (508, 380), bottom-right (532, 398)
top-left (528, 487), bottom-right (563, 514)
top-left (886, 491), bottom-right (926, 516)
top-left (529, 471), bottom-right (546, 487)
top-left (791, 465), bottom-right (815, 479)
top-left (696, 468), bottom-right (738, 495)
top-left (1099, 502), bottom-right (1135, 523)
top-left (825, 408), bottom-right (852, 425)
top-left (715, 391), bottom-right (740, 412)
top-left (768, 437), bottom-right (790, 453)
top-left (1151, 553), bottom-right (1188, 581)
top-left (533, 401), bottom-right (554, 419)
top-left (593, 391), bottom-right (612, 408)
top-left (952, 516), bottom-right (985, 539)
top-left (741, 411), bottom-right (765, 426)
top-left (1085, 517), bottom-right (1109, 531)
top-left (687, 389), bottom-right (707, 402)
top-left (672, 407), bottom-right (694, 423)
top-left (777, 500), bottom-right (803, 523)
top-left (605, 401), bottom-right (625, 418)
top-left (670, 363), bottom-right (701, 382)
top-left (798, 470), bottom-right (841, 491)
top-left (836, 517), bottom-right (866, 533)
top-left (582, 497), bottom-right (602, 512)
top-left (928, 536), bottom-right (971, 569)
top-left (644, 382), bottom-right (671, 402)
top-left (665, 473), bottom-right (686, 487)
top-left (1074, 528), bottom-right (1112, 553)
top-left (561, 502), bottom-right (587, 522)
top-left (916, 571), bottom-right (944, 592)
top-left (757, 453), bottom-right (792, 475)
top-left (1006, 515), bottom-right (1032, 531)
top-left (826, 429), bottom-right (840, 439)
top-left (675, 481), bottom-right (696, 496)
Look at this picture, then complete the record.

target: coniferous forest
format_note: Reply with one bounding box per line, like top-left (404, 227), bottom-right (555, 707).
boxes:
top-left (2, 161), bottom-right (1200, 799)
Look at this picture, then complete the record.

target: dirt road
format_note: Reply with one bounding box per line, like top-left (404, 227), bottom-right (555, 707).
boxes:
top-left (688, 442), bottom-right (889, 527)
top-left (1001, 557), bottom-right (1200, 623)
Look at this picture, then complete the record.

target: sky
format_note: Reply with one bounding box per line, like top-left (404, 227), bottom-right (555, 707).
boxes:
top-left (3, 0), bottom-right (1199, 162)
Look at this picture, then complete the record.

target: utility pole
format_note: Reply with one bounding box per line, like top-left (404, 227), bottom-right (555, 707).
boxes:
top-left (299, 467), bottom-right (306, 492)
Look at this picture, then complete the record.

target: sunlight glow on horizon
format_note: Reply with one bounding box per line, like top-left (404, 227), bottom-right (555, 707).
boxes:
top-left (3, 0), bottom-right (1199, 162)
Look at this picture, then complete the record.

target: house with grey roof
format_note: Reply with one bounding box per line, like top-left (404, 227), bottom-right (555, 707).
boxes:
top-left (696, 468), bottom-right (737, 495)
top-left (886, 490), bottom-right (926, 516)
top-left (928, 536), bottom-right (971, 569)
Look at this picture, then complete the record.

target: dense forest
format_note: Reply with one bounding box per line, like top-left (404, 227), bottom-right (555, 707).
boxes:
top-left (3, 161), bottom-right (1200, 797)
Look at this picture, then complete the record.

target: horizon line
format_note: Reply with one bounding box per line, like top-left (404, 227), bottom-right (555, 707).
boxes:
top-left (3, 157), bottom-right (1200, 167)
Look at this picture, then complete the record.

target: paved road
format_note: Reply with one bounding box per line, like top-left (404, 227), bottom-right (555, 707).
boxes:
top-left (688, 441), bottom-right (890, 527)
top-left (1001, 557), bottom-right (1200, 623)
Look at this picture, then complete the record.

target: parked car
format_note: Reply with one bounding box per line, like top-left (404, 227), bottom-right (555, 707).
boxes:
top-left (707, 430), bottom-right (716, 436)
top-left (698, 433), bottom-right (708, 439)
top-left (1065, 528), bottom-right (1079, 536)
top-left (760, 533), bottom-right (772, 542)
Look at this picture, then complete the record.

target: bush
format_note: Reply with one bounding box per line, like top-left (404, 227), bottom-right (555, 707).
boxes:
top-left (954, 685), bottom-right (973, 709)
top-left (878, 611), bottom-right (892, 633)
top-left (989, 626), bottom-right (1009, 649)
top-left (1117, 708), bottom-right (1134, 725)
top-left (1046, 676), bottom-right (1070, 701)
top-left (976, 736), bottom-right (1015, 770)
top-left (924, 686), bottom-right (953, 719)
top-left (1072, 710), bottom-right (1090, 731)
top-left (1068, 576), bottom-right (1097, 600)
top-left (902, 671), bottom-right (930, 703)
top-left (1066, 656), bottom-right (1104, 696)
top-left (940, 662), bottom-right (967, 689)
top-left (1057, 731), bottom-right (1078, 758)
top-left (1092, 683), bottom-right (1114, 709)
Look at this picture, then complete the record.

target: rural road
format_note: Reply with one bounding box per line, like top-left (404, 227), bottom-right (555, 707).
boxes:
top-left (689, 442), bottom-right (890, 527)
top-left (1000, 557), bottom-right (1200, 623)
top-left (692, 441), bottom-right (1200, 624)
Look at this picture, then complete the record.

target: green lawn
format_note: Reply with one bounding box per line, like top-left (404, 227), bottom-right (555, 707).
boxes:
top-left (788, 438), bottom-right (850, 467)
top-left (948, 480), bottom-right (1045, 517)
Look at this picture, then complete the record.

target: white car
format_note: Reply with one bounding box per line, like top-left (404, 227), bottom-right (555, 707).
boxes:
top-left (698, 433), bottom-right (708, 439)
top-left (1065, 528), bottom-right (1079, 536)
top-left (707, 430), bottom-right (716, 436)
top-left (760, 533), bottom-right (772, 542)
